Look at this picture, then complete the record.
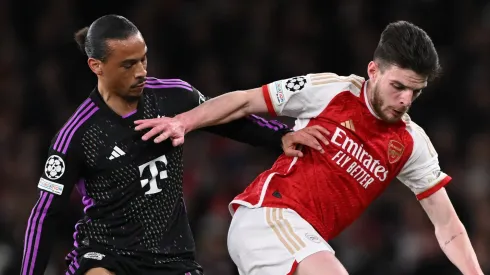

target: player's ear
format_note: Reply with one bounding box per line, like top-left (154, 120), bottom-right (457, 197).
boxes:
top-left (88, 58), bottom-right (103, 76)
top-left (367, 61), bottom-right (378, 81)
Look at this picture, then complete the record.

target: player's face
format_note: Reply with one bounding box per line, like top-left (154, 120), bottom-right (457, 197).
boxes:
top-left (97, 33), bottom-right (148, 102)
top-left (367, 61), bottom-right (427, 123)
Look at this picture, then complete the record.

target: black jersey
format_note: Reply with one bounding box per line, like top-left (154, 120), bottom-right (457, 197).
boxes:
top-left (21, 77), bottom-right (291, 275)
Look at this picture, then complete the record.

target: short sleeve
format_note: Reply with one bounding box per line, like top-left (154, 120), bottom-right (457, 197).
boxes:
top-left (262, 73), bottom-right (364, 118)
top-left (397, 121), bottom-right (452, 200)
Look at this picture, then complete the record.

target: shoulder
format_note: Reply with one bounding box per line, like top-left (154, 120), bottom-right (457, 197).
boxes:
top-left (144, 76), bottom-right (206, 113)
top-left (304, 72), bottom-right (365, 97)
top-left (402, 115), bottom-right (430, 142)
top-left (144, 77), bottom-right (193, 92)
top-left (401, 114), bottom-right (438, 158)
top-left (51, 98), bottom-right (99, 155)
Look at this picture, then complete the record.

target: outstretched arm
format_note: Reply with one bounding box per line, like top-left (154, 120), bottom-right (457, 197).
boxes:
top-left (175, 87), bottom-right (266, 134)
top-left (134, 87), bottom-right (269, 145)
top-left (420, 188), bottom-right (483, 275)
top-left (135, 74), bottom-right (360, 147)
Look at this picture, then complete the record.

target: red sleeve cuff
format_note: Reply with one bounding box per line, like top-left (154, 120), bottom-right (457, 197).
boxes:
top-left (262, 85), bottom-right (277, 117)
top-left (416, 175), bottom-right (452, 200)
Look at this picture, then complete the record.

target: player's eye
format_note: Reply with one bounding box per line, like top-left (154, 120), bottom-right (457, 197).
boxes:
top-left (123, 63), bottom-right (134, 69)
top-left (392, 84), bottom-right (404, 90)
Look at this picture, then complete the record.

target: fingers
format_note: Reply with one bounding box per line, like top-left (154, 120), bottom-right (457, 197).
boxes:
top-left (134, 118), bottom-right (154, 125)
top-left (134, 120), bottom-right (159, 131)
top-left (135, 117), bottom-right (186, 146)
top-left (84, 267), bottom-right (114, 275)
top-left (141, 126), bottom-right (166, 141)
top-left (284, 148), bottom-right (304, 158)
top-left (309, 125), bottom-right (330, 142)
top-left (302, 133), bottom-right (324, 152)
top-left (304, 127), bottom-right (330, 146)
top-left (134, 118), bottom-right (158, 125)
top-left (154, 131), bottom-right (171, 143)
top-left (134, 118), bottom-right (172, 131)
top-left (172, 137), bottom-right (185, 147)
top-left (291, 132), bottom-right (324, 153)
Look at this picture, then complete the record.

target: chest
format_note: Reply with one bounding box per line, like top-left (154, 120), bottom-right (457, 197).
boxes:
top-left (81, 93), bottom-right (186, 176)
top-left (309, 94), bottom-right (413, 184)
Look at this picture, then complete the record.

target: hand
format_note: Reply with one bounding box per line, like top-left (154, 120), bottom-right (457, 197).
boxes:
top-left (134, 117), bottom-right (186, 146)
top-left (84, 267), bottom-right (115, 275)
top-left (281, 125), bottom-right (330, 157)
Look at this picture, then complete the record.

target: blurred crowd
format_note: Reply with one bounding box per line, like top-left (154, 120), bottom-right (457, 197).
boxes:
top-left (1, 0), bottom-right (489, 274)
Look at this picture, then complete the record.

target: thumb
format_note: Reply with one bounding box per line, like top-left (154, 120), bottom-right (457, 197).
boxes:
top-left (172, 137), bottom-right (185, 147)
top-left (284, 148), bottom-right (303, 157)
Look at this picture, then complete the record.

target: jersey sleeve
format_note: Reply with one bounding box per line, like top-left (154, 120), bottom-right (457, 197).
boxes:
top-left (262, 73), bottom-right (365, 118)
top-left (396, 121), bottom-right (452, 200)
top-left (21, 133), bottom-right (82, 275)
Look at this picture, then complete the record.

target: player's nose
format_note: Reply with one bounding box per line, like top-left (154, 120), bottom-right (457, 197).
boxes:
top-left (136, 69), bottom-right (147, 79)
top-left (399, 90), bottom-right (414, 107)
top-left (135, 63), bottom-right (147, 78)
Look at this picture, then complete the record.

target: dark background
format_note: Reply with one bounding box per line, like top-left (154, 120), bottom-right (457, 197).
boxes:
top-left (1, 0), bottom-right (489, 274)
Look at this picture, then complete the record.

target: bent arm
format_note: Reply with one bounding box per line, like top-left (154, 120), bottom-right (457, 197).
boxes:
top-left (177, 87), bottom-right (267, 134)
top-left (420, 188), bottom-right (483, 275)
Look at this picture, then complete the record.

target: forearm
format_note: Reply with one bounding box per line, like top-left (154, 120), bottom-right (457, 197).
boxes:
top-left (436, 220), bottom-right (483, 275)
top-left (22, 192), bottom-right (60, 275)
top-left (177, 88), bottom-right (266, 133)
top-left (204, 115), bottom-right (291, 151)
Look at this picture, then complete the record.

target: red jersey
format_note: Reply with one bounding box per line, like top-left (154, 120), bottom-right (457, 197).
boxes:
top-left (229, 73), bottom-right (452, 241)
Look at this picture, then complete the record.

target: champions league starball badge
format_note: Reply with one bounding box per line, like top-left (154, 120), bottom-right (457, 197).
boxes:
top-left (44, 155), bottom-right (66, 180)
top-left (285, 76), bottom-right (307, 92)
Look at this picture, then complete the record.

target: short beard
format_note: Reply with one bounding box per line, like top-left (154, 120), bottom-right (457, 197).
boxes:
top-left (371, 83), bottom-right (398, 123)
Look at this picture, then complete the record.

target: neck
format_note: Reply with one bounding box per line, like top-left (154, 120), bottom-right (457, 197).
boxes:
top-left (364, 80), bottom-right (382, 120)
top-left (365, 80), bottom-right (375, 109)
top-left (98, 83), bottom-right (138, 117)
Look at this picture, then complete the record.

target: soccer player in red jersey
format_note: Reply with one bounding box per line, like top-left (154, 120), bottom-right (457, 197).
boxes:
top-left (135, 21), bottom-right (484, 275)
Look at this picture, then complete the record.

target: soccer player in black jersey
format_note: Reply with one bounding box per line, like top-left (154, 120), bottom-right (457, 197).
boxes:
top-left (21, 15), bottom-right (330, 275)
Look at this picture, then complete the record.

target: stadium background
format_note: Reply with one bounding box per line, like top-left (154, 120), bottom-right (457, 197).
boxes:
top-left (1, 0), bottom-right (489, 274)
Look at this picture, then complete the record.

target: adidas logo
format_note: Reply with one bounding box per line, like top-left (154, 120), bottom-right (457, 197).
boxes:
top-left (109, 146), bottom-right (126, 160)
top-left (340, 119), bottom-right (355, 132)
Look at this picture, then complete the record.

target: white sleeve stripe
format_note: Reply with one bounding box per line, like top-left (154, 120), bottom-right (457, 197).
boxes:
top-left (310, 74), bottom-right (363, 90)
top-left (311, 79), bottom-right (362, 90)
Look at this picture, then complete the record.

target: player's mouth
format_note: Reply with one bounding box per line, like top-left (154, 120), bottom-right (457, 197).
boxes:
top-left (391, 108), bottom-right (404, 116)
top-left (132, 81), bottom-right (146, 89)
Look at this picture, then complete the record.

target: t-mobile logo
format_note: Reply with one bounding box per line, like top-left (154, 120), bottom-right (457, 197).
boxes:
top-left (138, 155), bottom-right (168, 195)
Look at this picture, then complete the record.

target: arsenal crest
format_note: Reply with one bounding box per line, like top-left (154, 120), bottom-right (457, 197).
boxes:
top-left (388, 140), bottom-right (404, 163)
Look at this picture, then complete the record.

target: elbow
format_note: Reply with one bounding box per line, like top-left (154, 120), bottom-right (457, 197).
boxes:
top-left (242, 87), bottom-right (268, 115)
top-left (238, 90), bottom-right (256, 116)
